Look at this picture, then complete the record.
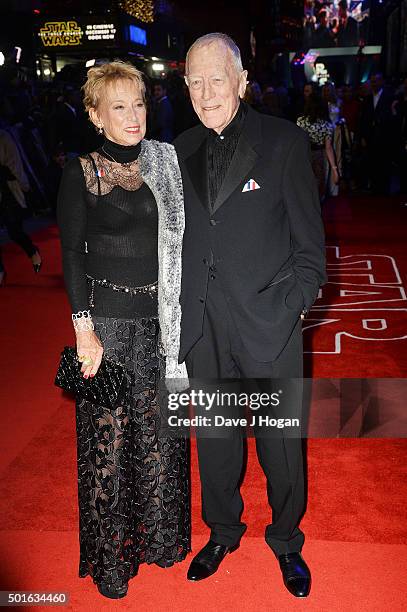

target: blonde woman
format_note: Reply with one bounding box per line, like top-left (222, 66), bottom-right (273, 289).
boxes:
top-left (57, 61), bottom-right (190, 599)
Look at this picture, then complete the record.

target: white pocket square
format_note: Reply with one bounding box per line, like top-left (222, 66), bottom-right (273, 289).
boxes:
top-left (242, 179), bottom-right (261, 192)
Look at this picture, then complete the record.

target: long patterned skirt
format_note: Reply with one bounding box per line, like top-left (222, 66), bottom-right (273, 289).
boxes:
top-left (75, 316), bottom-right (190, 591)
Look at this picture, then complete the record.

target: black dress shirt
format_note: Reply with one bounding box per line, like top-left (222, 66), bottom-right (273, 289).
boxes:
top-left (207, 101), bottom-right (247, 209)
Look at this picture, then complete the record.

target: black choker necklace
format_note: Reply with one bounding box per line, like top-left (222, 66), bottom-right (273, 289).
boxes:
top-left (101, 138), bottom-right (142, 164)
top-left (101, 145), bottom-right (135, 166)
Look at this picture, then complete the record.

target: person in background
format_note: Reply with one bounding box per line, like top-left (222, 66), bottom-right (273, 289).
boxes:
top-left (274, 81), bottom-right (290, 117)
top-left (341, 84), bottom-right (360, 139)
top-left (359, 73), bottom-right (396, 194)
top-left (262, 85), bottom-right (284, 117)
top-left (243, 80), bottom-right (263, 112)
top-left (303, 6), bottom-right (316, 49)
top-left (169, 74), bottom-right (199, 137)
top-left (150, 81), bottom-right (175, 143)
top-left (295, 82), bottom-right (316, 120)
top-left (357, 80), bottom-right (371, 102)
top-left (336, 0), bottom-right (359, 46)
top-left (304, 82), bottom-right (314, 101)
top-left (322, 82), bottom-right (342, 125)
top-left (53, 88), bottom-right (82, 159)
top-left (322, 82), bottom-right (342, 196)
top-left (0, 129), bottom-right (42, 286)
top-left (313, 9), bottom-right (335, 47)
top-left (352, 80), bottom-right (372, 190)
top-left (45, 146), bottom-right (66, 213)
top-left (340, 85), bottom-right (361, 189)
top-left (393, 76), bottom-right (407, 195)
top-left (297, 92), bottom-right (338, 201)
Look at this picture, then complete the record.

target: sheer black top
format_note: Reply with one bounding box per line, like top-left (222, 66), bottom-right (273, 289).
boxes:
top-left (57, 138), bottom-right (158, 319)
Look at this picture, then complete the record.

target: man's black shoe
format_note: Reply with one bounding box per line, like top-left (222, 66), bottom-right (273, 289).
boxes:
top-left (187, 540), bottom-right (237, 581)
top-left (278, 552), bottom-right (311, 597)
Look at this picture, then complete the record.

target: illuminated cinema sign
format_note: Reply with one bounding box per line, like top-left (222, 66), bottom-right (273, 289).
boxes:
top-left (37, 19), bottom-right (118, 49)
top-left (85, 24), bottom-right (117, 42)
top-left (39, 21), bottom-right (82, 47)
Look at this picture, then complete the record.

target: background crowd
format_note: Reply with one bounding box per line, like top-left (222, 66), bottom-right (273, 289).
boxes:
top-left (0, 64), bottom-right (406, 286)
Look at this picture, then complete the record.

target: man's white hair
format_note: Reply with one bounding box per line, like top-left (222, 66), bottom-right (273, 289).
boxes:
top-left (186, 33), bottom-right (244, 74)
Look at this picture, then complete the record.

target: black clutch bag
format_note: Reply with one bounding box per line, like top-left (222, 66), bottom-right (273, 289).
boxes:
top-left (55, 346), bottom-right (128, 409)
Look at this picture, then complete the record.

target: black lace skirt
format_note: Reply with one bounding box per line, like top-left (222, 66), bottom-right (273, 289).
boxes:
top-left (75, 316), bottom-right (191, 590)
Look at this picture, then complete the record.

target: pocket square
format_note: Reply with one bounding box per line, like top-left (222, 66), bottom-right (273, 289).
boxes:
top-left (242, 179), bottom-right (261, 192)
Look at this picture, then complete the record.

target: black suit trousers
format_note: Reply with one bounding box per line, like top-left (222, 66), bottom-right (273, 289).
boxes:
top-left (185, 276), bottom-right (306, 556)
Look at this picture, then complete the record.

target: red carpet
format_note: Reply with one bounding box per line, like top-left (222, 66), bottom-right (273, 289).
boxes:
top-left (0, 195), bottom-right (406, 611)
top-left (305, 195), bottom-right (407, 377)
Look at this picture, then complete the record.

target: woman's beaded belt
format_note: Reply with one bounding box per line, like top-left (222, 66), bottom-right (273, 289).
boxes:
top-left (86, 274), bottom-right (158, 308)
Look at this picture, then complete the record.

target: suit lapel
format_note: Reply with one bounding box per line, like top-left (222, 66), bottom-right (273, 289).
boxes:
top-left (184, 133), bottom-right (210, 212)
top-left (181, 104), bottom-right (263, 215)
top-left (212, 105), bottom-right (262, 214)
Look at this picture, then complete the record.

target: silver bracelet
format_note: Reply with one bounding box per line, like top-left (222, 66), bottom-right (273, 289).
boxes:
top-left (72, 309), bottom-right (94, 332)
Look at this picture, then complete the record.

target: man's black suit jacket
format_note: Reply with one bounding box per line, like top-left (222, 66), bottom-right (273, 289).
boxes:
top-left (174, 103), bottom-right (327, 364)
top-left (360, 91), bottom-right (395, 147)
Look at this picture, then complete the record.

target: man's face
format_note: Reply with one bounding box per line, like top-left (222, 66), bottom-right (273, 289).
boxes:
top-left (54, 151), bottom-right (66, 167)
top-left (185, 41), bottom-right (247, 133)
top-left (303, 84), bottom-right (313, 98)
top-left (154, 84), bottom-right (164, 100)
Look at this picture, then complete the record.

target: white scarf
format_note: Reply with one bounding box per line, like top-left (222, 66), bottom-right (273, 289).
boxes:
top-left (139, 139), bottom-right (189, 392)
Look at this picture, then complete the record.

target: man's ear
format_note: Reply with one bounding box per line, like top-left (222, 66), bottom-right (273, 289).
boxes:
top-left (239, 70), bottom-right (249, 99)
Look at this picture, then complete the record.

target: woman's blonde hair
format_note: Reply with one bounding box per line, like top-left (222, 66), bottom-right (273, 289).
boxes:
top-left (82, 60), bottom-right (146, 112)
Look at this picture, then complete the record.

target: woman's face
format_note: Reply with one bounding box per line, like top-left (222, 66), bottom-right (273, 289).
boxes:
top-left (303, 84), bottom-right (313, 98)
top-left (90, 78), bottom-right (146, 146)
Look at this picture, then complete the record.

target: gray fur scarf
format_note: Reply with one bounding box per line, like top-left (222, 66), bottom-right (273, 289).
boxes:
top-left (138, 139), bottom-right (189, 391)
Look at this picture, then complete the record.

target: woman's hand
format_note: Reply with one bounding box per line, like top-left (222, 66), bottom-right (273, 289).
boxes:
top-left (76, 330), bottom-right (103, 378)
top-left (332, 167), bottom-right (339, 185)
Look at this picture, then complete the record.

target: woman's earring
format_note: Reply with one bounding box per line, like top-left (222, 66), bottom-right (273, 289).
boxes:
top-left (98, 125), bottom-right (103, 134)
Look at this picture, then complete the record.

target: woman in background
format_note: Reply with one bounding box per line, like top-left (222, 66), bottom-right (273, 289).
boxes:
top-left (297, 91), bottom-right (339, 202)
top-left (322, 82), bottom-right (343, 196)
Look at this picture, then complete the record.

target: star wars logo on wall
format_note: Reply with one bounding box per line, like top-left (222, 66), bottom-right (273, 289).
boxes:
top-left (37, 18), bottom-right (118, 50)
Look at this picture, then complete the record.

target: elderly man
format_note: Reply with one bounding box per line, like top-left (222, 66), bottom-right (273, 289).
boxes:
top-left (174, 33), bottom-right (326, 597)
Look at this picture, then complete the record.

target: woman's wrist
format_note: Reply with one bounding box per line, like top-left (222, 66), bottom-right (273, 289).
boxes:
top-left (72, 309), bottom-right (94, 332)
